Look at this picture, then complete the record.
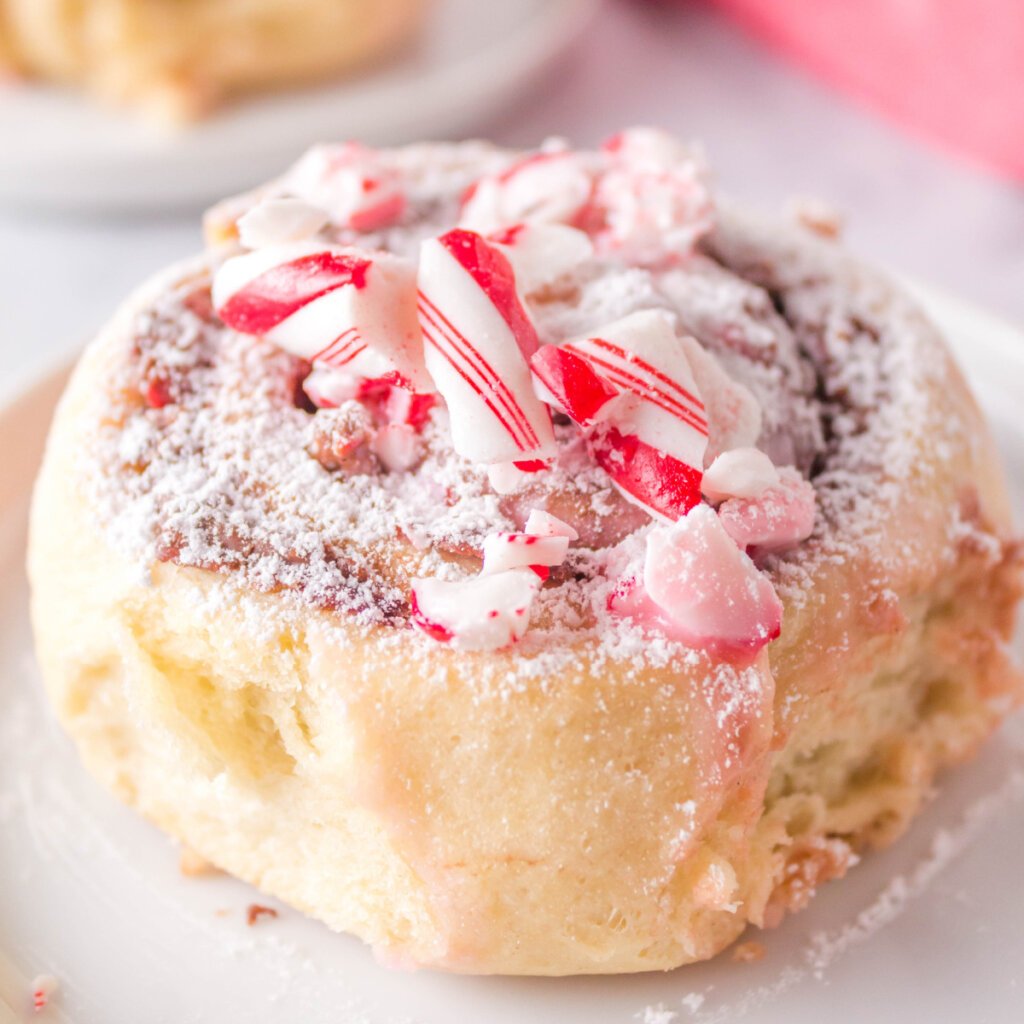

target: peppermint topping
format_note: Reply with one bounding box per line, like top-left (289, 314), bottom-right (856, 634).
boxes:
top-left (283, 142), bottom-right (406, 232)
top-left (81, 131), bottom-right (889, 668)
top-left (236, 197), bottom-right (329, 249)
top-left (417, 228), bottom-right (555, 464)
top-left (410, 570), bottom-right (541, 651)
top-left (213, 241), bottom-right (431, 392)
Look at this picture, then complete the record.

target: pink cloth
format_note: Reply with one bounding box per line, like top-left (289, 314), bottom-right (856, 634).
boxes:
top-left (707, 0), bottom-right (1024, 181)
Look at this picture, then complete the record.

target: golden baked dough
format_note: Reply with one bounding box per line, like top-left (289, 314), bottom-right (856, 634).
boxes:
top-left (0, 0), bottom-right (425, 120)
top-left (28, 135), bottom-right (1023, 974)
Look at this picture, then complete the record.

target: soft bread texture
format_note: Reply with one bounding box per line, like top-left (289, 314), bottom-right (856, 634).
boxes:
top-left (29, 213), bottom-right (1023, 974)
top-left (0, 0), bottom-right (424, 120)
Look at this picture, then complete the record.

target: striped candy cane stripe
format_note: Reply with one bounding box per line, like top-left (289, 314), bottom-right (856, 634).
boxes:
top-left (418, 229), bottom-right (554, 464)
top-left (564, 336), bottom-right (708, 436)
top-left (417, 290), bottom-right (539, 453)
top-left (217, 249), bottom-right (370, 336)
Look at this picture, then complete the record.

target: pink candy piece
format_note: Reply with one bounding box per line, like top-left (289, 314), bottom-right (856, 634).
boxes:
top-left (410, 570), bottom-right (540, 651)
top-left (628, 504), bottom-right (783, 657)
top-left (530, 344), bottom-right (619, 428)
top-left (701, 447), bottom-right (780, 503)
top-left (283, 142), bottom-right (405, 232)
top-left (481, 531), bottom-right (570, 576)
top-left (717, 468), bottom-right (817, 556)
top-left (524, 508), bottom-right (579, 540)
top-left (417, 228), bottom-right (555, 464)
top-left (213, 241), bottom-right (431, 392)
top-left (372, 423), bottom-right (421, 472)
top-left (489, 222), bottom-right (593, 293)
top-left (594, 127), bottom-right (714, 264)
top-left (236, 197), bottom-right (328, 249)
top-left (460, 150), bottom-right (594, 234)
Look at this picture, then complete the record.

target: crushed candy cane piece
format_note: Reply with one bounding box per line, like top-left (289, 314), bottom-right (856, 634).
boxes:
top-left (418, 228), bottom-right (555, 464)
top-left (213, 241), bottom-right (431, 392)
top-left (717, 468), bottom-right (816, 555)
top-left (460, 149), bottom-right (594, 234)
top-left (481, 531), bottom-right (570, 576)
top-left (565, 309), bottom-right (708, 470)
top-left (594, 127), bottom-right (714, 263)
top-left (524, 508), bottom-right (579, 540)
top-left (640, 504), bottom-right (782, 655)
top-left (31, 974), bottom-right (58, 1013)
top-left (303, 365), bottom-right (361, 408)
top-left (372, 423), bottom-right (421, 472)
top-left (530, 344), bottom-right (619, 427)
top-left (410, 571), bottom-right (541, 651)
top-left (702, 447), bottom-right (780, 503)
top-left (237, 197), bottom-right (328, 249)
top-left (489, 222), bottom-right (593, 292)
top-left (589, 425), bottom-right (703, 521)
top-left (283, 142), bottom-right (405, 232)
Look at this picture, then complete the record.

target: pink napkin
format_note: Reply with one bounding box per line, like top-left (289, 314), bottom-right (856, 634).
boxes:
top-left (707, 0), bottom-right (1024, 181)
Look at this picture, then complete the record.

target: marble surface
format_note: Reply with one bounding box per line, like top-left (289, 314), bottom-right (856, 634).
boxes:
top-left (2, 0), bottom-right (1021, 406)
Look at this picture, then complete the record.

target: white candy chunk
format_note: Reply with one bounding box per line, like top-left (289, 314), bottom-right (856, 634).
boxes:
top-left (460, 150), bottom-right (593, 234)
top-left (524, 508), bottom-right (579, 540)
top-left (679, 335), bottom-right (762, 463)
top-left (213, 240), bottom-right (432, 392)
top-left (237, 197), bottom-right (328, 249)
top-left (303, 366), bottom-right (361, 408)
top-left (486, 461), bottom-right (543, 494)
top-left (283, 142), bottom-right (405, 231)
top-left (372, 423), bottom-right (421, 472)
top-left (565, 309), bottom-right (708, 471)
top-left (490, 222), bottom-right (593, 293)
top-left (410, 571), bottom-right (541, 651)
top-left (481, 531), bottom-right (570, 576)
top-left (418, 228), bottom-right (555, 464)
top-left (701, 447), bottom-right (780, 503)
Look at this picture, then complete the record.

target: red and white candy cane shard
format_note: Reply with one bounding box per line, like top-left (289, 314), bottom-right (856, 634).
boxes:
top-left (410, 570), bottom-right (541, 651)
top-left (282, 142), bottom-right (405, 232)
top-left (460, 149), bottom-right (594, 234)
top-left (717, 468), bottom-right (816, 556)
top-left (530, 344), bottom-right (619, 428)
top-left (524, 508), bottom-right (579, 540)
top-left (236, 196), bottom-right (328, 249)
top-left (637, 504), bottom-right (782, 657)
top-left (31, 974), bottom-right (58, 1013)
top-left (418, 228), bottom-right (555, 464)
top-left (481, 531), bottom-right (570, 577)
top-left (589, 424), bottom-right (703, 522)
top-left (489, 222), bottom-right (593, 293)
top-left (213, 241), bottom-right (432, 392)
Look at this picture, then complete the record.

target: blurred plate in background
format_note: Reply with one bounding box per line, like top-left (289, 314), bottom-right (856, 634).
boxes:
top-left (0, 0), bottom-right (595, 213)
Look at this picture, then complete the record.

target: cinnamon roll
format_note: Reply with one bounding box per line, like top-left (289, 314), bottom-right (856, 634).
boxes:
top-left (29, 130), bottom-right (1022, 974)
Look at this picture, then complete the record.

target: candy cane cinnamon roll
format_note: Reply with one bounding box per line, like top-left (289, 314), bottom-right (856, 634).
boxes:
top-left (29, 130), bottom-right (1023, 974)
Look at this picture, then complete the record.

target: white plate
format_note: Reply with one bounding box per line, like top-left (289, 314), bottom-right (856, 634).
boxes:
top-left (0, 0), bottom-right (595, 213)
top-left (1, 284), bottom-right (1022, 1024)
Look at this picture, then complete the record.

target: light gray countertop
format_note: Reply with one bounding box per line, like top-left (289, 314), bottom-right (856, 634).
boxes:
top-left (2, 0), bottom-right (1021, 406)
